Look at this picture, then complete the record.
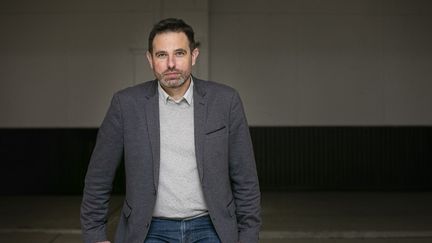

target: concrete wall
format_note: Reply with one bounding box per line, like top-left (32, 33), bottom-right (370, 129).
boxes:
top-left (0, 0), bottom-right (209, 127)
top-left (1, 0), bottom-right (432, 127)
top-left (210, 0), bottom-right (432, 125)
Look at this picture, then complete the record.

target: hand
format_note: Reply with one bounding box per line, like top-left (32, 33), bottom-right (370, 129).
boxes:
top-left (96, 241), bottom-right (110, 243)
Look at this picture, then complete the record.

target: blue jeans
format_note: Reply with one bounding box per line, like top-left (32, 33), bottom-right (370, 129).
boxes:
top-left (144, 215), bottom-right (221, 243)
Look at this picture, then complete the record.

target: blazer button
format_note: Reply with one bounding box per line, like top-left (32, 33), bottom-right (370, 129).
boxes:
top-left (146, 222), bottom-right (150, 228)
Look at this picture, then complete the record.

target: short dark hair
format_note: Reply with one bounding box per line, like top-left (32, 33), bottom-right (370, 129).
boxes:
top-left (148, 18), bottom-right (200, 53)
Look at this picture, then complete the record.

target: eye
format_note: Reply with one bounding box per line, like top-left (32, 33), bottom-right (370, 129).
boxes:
top-left (175, 51), bottom-right (186, 57)
top-left (155, 52), bottom-right (167, 58)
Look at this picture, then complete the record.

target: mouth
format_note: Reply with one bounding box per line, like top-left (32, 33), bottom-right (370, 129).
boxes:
top-left (163, 72), bottom-right (180, 79)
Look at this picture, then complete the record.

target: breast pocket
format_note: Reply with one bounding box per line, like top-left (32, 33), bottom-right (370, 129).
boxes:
top-left (205, 124), bottom-right (227, 139)
top-left (204, 124), bottom-right (228, 167)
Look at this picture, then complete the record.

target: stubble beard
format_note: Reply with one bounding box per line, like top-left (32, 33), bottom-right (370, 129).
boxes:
top-left (157, 71), bottom-right (190, 89)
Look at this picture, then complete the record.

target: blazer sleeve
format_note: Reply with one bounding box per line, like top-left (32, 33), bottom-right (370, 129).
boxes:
top-left (228, 91), bottom-right (261, 243)
top-left (80, 94), bottom-right (124, 243)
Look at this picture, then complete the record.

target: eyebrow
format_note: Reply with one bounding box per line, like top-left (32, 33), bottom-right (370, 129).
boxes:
top-left (174, 48), bottom-right (187, 53)
top-left (154, 48), bottom-right (188, 56)
top-left (154, 50), bottom-right (167, 56)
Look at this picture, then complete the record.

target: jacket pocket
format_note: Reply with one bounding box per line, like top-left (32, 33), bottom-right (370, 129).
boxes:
top-left (205, 124), bottom-right (227, 138)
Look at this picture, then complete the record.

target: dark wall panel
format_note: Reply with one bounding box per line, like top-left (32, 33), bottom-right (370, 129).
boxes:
top-left (1, 129), bottom-right (96, 194)
top-left (0, 127), bottom-right (431, 194)
top-left (250, 127), bottom-right (432, 190)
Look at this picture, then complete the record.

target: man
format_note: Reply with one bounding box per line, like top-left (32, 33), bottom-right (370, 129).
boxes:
top-left (81, 18), bottom-right (261, 243)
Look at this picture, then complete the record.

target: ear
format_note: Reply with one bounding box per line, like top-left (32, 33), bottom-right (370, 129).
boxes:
top-left (191, 48), bottom-right (199, 66)
top-left (146, 51), bottom-right (153, 69)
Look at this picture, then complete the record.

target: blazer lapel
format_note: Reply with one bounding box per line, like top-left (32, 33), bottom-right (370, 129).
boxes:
top-left (193, 79), bottom-right (207, 181)
top-left (144, 80), bottom-right (160, 190)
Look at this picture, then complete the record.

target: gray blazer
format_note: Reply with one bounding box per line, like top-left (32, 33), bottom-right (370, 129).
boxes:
top-left (80, 78), bottom-right (261, 243)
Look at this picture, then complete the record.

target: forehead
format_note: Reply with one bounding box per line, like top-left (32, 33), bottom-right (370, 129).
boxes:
top-left (152, 31), bottom-right (190, 52)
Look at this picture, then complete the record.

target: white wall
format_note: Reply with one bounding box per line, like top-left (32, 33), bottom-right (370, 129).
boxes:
top-left (1, 0), bottom-right (431, 127)
top-left (0, 0), bottom-right (209, 127)
top-left (210, 0), bottom-right (432, 125)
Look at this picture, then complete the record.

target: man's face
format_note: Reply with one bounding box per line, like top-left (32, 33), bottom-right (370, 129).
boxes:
top-left (146, 31), bottom-right (199, 89)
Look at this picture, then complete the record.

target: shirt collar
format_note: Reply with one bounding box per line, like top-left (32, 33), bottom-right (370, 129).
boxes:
top-left (158, 77), bottom-right (194, 105)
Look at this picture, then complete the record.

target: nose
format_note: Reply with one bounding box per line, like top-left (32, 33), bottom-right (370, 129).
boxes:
top-left (167, 55), bottom-right (175, 69)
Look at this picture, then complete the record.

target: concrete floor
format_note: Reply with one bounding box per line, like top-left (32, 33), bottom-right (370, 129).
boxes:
top-left (1, 191), bottom-right (432, 243)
